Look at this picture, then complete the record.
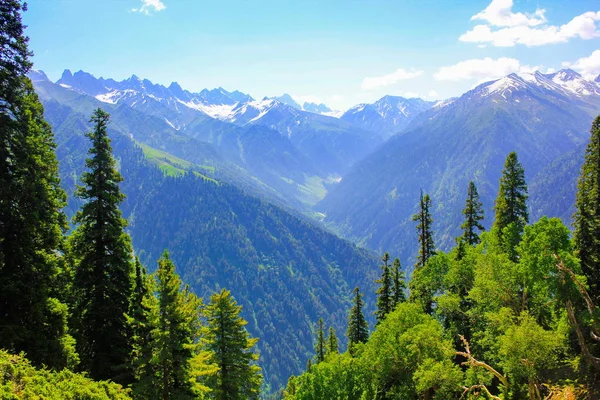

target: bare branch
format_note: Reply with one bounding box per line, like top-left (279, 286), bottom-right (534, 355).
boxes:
top-left (457, 335), bottom-right (509, 392)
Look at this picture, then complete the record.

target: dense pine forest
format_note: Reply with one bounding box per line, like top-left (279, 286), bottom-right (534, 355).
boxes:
top-left (2, 1), bottom-right (600, 399)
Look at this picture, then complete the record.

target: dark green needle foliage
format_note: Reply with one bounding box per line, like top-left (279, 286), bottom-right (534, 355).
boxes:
top-left (413, 190), bottom-right (435, 270)
top-left (493, 152), bottom-right (528, 259)
top-left (69, 108), bottom-right (134, 382)
top-left (460, 181), bottom-right (485, 246)
top-left (0, 0), bottom-right (73, 369)
top-left (375, 252), bottom-right (393, 323)
top-left (346, 287), bottom-right (368, 354)
top-left (314, 318), bottom-right (326, 364)
top-left (574, 116), bottom-right (600, 303)
top-left (205, 289), bottom-right (262, 400)
top-left (326, 327), bottom-right (339, 356)
top-left (392, 257), bottom-right (406, 306)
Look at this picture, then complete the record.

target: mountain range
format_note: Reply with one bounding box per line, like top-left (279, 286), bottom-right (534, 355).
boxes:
top-left (30, 66), bottom-right (600, 393)
top-left (318, 69), bottom-right (600, 266)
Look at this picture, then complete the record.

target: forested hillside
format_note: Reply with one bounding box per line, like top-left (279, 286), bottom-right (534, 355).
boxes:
top-left (37, 98), bottom-right (379, 391)
top-left (285, 133), bottom-right (600, 399)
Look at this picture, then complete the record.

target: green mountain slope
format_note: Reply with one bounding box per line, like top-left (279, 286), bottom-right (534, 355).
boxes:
top-left (40, 101), bottom-right (379, 392)
top-left (318, 73), bottom-right (599, 267)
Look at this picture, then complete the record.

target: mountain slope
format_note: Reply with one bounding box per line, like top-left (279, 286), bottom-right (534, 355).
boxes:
top-left (40, 99), bottom-right (379, 393)
top-left (318, 70), bottom-right (600, 266)
top-left (341, 95), bottom-right (433, 140)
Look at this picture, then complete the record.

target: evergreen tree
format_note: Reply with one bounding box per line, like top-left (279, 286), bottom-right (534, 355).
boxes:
top-left (574, 116), bottom-right (600, 303)
top-left (205, 289), bottom-right (262, 400)
top-left (375, 252), bottom-right (393, 323)
top-left (412, 191), bottom-right (435, 269)
top-left (314, 318), bottom-right (326, 363)
top-left (69, 108), bottom-right (134, 382)
top-left (346, 287), bottom-right (369, 352)
top-left (326, 327), bottom-right (339, 355)
top-left (494, 151), bottom-right (528, 236)
top-left (392, 257), bottom-right (407, 306)
top-left (149, 251), bottom-right (201, 400)
top-left (460, 181), bottom-right (485, 246)
top-left (129, 257), bottom-right (157, 399)
top-left (0, 1), bottom-right (74, 369)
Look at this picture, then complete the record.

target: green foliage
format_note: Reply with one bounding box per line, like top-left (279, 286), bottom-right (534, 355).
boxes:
top-left (140, 252), bottom-right (208, 399)
top-left (346, 287), bottom-right (369, 353)
top-left (494, 152), bottom-right (529, 249)
top-left (375, 252), bottom-right (393, 323)
top-left (460, 181), bottom-right (485, 246)
top-left (69, 108), bottom-right (134, 382)
top-left (392, 257), bottom-right (407, 306)
top-left (413, 190), bottom-right (435, 269)
top-left (0, 350), bottom-right (131, 399)
top-left (314, 318), bottom-right (326, 363)
top-left (326, 327), bottom-right (339, 356)
top-left (574, 115), bottom-right (600, 303)
top-left (0, 1), bottom-right (71, 368)
top-left (204, 289), bottom-right (262, 400)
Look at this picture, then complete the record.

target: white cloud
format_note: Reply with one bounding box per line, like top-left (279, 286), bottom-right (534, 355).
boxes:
top-left (361, 68), bottom-right (423, 90)
top-left (330, 94), bottom-right (344, 102)
top-left (434, 57), bottom-right (538, 82)
top-left (428, 90), bottom-right (439, 98)
top-left (472, 0), bottom-right (546, 27)
top-left (403, 92), bottom-right (420, 98)
top-left (292, 94), bottom-right (322, 105)
top-left (460, 0), bottom-right (600, 47)
top-left (132, 0), bottom-right (166, 15)
top-left (563, 50), bottom-right (600, 79)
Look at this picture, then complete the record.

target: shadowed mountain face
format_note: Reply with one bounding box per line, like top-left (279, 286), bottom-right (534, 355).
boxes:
top-left (318, 70), bottom-right (600, 268)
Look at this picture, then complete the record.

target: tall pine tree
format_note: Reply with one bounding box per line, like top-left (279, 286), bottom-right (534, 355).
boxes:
top-left (574, 116), bottom-right (600, 303)
top-left (151, 252), bottom-right (202, 400)
top-left (346, 287), bottom-right (369, 353)
top-left (493, 152), bottom-right (528, 260)
top-left (314, 318), bottom-right (326, 363)
top-left (69, 108), bottom-right (134, 382)
top-left (413, 191), bottom-right (435, 269)
top-left (205, 289), bottom-right (262, 400)
top-left (494, 152), bottom-right (528, 235)
top-left (326, 327), bottom-right (339, 355)
top-left (375, 252), bottom-right (393, 323)
top-left (0, 1), bottom-right (74, 369)
top-left (392, 257), bottom-right (407, 306)
top-left (129, 257), bottom-right (158, 399)
top-left (460, 181), bottom-right (485, 246)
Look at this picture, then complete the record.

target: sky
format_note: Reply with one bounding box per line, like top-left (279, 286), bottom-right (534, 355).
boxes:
top-left (24, 0), bottom-right (600, 110)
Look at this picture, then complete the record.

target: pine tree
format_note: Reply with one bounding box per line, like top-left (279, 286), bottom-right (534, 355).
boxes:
top-left (326, 327), bottom-right (339, 355)
top-left (375, 252), bottom-right (393, 323)
top-left (413, 190), bottom-right (435, 269)
top-left (494, 152), bottom-right (528, 236)
top-left (205, 289), bottom-right (262, 400)
top-left (314, 318), bottom-right (326, 363)
top-left (0, 1), bottom-right (74, 369)
top-left (392, 257), bottom-right (407, 306)
top-left (69, 108), bottom-right (134, 382)
top-left (129, 257), bottom-right (157, 399)
top-left (346, 287), bottom-right (369, 353)
top-left (574, 116), bottom-right (600, 303)
top-left (460, 181), bottom-right (485, 246)
top-left (150, 251), bottom-right (201, 400)
top-left (493, 152), bottom-right (528, 260)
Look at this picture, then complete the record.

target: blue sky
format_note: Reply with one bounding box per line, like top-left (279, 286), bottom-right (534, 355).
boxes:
top-left (24, 0), bottom-right (600, 110)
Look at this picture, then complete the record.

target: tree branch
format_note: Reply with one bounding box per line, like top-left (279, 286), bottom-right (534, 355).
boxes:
top-left (456, 335), bottom-right (509, 393)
